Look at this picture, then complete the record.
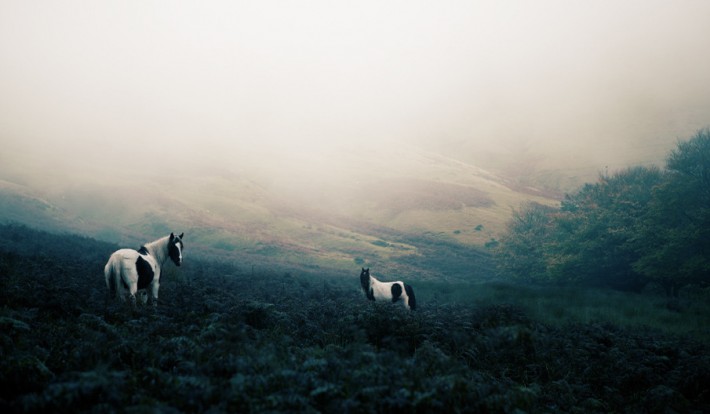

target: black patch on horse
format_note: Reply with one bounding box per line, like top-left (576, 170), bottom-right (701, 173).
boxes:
top-left (390, 283), bottom-right (402, 303)
top-left (136, 256), bottom-right (154, 290)
top-left (404, 284), bottom-right (416, 310)
top-left (138, 246), bottom-right (149, 255)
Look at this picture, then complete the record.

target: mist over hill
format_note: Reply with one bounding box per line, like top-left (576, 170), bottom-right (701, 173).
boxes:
top-left (2, 0), bottom-right (710, 280)
top-left (1, 142), bottom-right (561, 281)
top-left (3, 121), bottom-right (707, 282)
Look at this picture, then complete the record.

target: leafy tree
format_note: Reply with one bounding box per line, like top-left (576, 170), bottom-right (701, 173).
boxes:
top-left (495, 202), bottom-right (557, 283)
top-left (554, 166), bottom-right (663, 291)
top-left (498, 130), bottom-right (710, 296)
top-left (634, 129), bottom-right (710, 296)
top-left (496, 167), bottom-right (663, 291)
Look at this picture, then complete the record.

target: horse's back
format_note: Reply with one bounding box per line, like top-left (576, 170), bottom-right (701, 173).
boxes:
top-left (110, 248), bottom-right (141, 261)
top-left (371, 280), bottom-right (395, 300)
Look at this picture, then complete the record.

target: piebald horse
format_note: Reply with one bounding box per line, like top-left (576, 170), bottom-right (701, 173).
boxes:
top-left (360, 268), bottom-right (416, 310)
top-left (104, 232), bottom-right (184, 307)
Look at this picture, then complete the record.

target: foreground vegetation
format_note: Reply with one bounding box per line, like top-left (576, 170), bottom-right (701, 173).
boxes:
top-left (1, 224), bottom-right (709, 412)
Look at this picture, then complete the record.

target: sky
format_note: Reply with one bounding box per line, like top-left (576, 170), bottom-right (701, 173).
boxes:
top-left (2, 0), bottom-right (710, 181)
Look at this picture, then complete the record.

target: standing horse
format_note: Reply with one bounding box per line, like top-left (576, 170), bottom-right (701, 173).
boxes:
top-left (104, 232), bottom-right (184, 307)
top-left (360, 268), bottom-right (416, 310)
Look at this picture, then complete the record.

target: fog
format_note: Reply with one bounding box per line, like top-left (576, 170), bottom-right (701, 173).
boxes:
top-left (2, 0), bottom-right (710, 187)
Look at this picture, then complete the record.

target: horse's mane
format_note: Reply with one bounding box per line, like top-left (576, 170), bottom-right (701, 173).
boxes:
top-left (144, 235), bottom-right (170, 249)
top-left (360, 269), bottom-right (371, 292)
top-left (139, 235), bottom-right (173, 265)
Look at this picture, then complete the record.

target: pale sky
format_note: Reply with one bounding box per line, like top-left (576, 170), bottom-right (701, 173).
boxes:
top-left (2, 0), bottom-right (710, 177)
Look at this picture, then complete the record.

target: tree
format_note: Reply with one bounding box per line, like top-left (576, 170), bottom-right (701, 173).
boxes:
top-left (497, 130), bottom-right (710, 294)
top-left (495, 202), bottom-right (557, 283)
top-left (554, 166), bottom-right (663, 291)
top-left (633, 129), bottom-right (710, 296)
top-left (496, 167), bottom-right (663, 291)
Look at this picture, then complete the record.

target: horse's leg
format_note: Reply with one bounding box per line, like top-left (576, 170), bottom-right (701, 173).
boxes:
top-left (150, 281), bottom-right (160, 308)
top-left (149, 268), bottom-right (161, 308)
top-left (127, 280), bottom-right (138, 309)
top-left (117, 264), bottom-right (139, 310)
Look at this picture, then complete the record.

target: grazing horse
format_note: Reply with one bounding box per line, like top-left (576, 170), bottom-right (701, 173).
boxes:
top-left (360, 268), bottom-right (416, 310)
top-left (104, 232), bottom-right (184, 307)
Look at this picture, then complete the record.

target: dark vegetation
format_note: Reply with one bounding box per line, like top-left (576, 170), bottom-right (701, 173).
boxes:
top-left (394, 233), bottom-right (494, 282)
top-left (496, 129), bottom-right (710, 296)
top-left (1, 224), bottom-right (709, 413)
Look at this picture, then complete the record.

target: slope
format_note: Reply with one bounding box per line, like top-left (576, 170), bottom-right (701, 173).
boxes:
top-left (0, 144), bottom-right (559, 282)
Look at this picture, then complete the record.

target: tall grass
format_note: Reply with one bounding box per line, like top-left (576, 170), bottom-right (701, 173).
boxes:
top-left (416, 280), bottom-right (710, 343)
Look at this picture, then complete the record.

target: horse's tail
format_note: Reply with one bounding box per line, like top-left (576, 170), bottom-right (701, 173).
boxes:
top-left (404, 284), bottom-right (416, 310)
top-left (104, 255), bottom-right (120, 299)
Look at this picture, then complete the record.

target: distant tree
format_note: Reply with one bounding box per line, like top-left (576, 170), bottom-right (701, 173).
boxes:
top-left (495, 202), bottom-right (557, 283)
top-left (633, 129), bottom-right (710, 296)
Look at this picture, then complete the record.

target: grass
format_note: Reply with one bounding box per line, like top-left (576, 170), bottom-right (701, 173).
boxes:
top-left (415, 280), bottom-right (710, 344)
top-left (2, 223), bottom-right (709, 412)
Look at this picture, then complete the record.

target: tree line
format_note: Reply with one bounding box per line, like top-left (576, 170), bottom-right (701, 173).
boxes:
top-left (495, 129), bottom-right (710, 296)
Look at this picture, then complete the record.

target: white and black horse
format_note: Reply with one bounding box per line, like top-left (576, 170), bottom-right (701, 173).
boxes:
top-left (104, 232), bottom-right (184, 307)
top-left (360, 268), bottom-right (416, 310)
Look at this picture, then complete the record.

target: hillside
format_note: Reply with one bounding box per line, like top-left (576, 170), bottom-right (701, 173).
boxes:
top-left (0, 144), bottom-right (557, 281)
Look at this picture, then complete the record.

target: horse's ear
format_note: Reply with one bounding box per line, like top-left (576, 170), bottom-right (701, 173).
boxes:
top-left (179, 232), bottom-right (184, 239)
top-left (170, 232), bottom-right (175, 240)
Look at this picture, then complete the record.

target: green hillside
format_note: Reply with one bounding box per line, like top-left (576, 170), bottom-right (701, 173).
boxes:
top-left (0, 145), bottom-right (558, 281)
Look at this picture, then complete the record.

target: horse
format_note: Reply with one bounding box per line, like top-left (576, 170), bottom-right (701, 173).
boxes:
top-left (104, 232), bottom-right (184, 308)
top-left (360, 268), bottom-right (416, 310)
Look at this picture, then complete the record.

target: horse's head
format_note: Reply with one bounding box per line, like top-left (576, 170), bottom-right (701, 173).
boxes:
top-left (168, 232), bottom-right (184, 266)
top-left (360, 267), bottom-right (370, 291)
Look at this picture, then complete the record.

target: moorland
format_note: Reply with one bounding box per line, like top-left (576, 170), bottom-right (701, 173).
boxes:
top-left (1, 223), bottom-right (709, 413)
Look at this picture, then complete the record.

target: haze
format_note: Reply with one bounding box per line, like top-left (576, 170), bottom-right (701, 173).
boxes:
top-left (2, 0), bottom-right (710, 188)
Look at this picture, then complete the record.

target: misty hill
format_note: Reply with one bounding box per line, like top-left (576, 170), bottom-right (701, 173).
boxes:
top-left (0, 144), bottom-right (558, 281)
